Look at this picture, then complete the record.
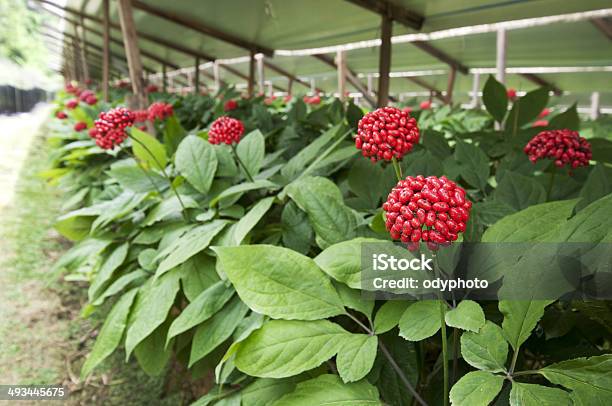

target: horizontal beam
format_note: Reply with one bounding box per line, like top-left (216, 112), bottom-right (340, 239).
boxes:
top-left (264, 61), bottom-right (324, 93)
top-left (411, 41), bottom-right (469, 74)
top-left (519, 73), bottom-right (562, 95)
top-left (314, 54), bottom-right (377, 107)
top-left (345, 0), bottom-right (423, 30)
top-left (405, 76), bottom-right (446, 102)
top-left (131, 0), bottom-right (274, 56)
top-left (592, 17), bottom-right (612, 41)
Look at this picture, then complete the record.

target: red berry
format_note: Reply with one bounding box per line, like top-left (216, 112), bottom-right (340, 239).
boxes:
top-left (66, 99), bottom-right (78, 109)
top-left (146, 84), bottom-right (159, 93)
top-left (92, 107), bottom-right (136, 150)
top-left (355, 106), bottom-right (419, 162)
top-left (420, 100), bottom-right (431, 110)
top-left (147, 102), bottom-right (173, 121)
top-left (56, 111), bottom-right (67, 119)
top-left (524, 129), bottom-right (591, 169)
top-left (507, 88), bottom-right (517, 101)
top-left (383, 175), bottom-right (472, 248)
top-left (208, 116), bottom-right (245, 145)
top-left (538, 108), bottom-right (550, 118)
top-left (224, 99), bottom-right (238, 111)
top-left (74, 121), bottom-right (87, 132)
top-left (532, 120), bottom-right (549, 128)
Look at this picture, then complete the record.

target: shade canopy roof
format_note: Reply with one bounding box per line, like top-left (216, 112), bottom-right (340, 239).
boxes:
top-left (48, 0), bottom-right (612, 107)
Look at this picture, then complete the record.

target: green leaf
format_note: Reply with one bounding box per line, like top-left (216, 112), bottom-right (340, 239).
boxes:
top-left (577, 164), bottom-right (612, 211)
top-left (286, 176), bottom-right (360, 248)
top-left (55, 215), bottom-right (93, 241)
top-left (214, 144), bottom-right (239, 177)
top-left (281, 125), bottom-right (341, 181)
top-left (92, 269), bottom-right (147, 306)
top-left (494, 171), bottom-right (546, 211)
top-left (399, 301), bottom-right (441, 341)
top-left (509, 382), bottom-right (571, 406)
top-left (179, 253), bottom-right (220, 302)
top-left (156, 220), bottom-right (227, 276)
top-left (545, 193), bottom-right (612, 243)
top-left (273, 374), bottom-right (381, 405)
top-left (539, 355), bottom-right (612, 405)
top-left (189, 295), bottom-right (248, 367)
top-left (81, 289), bottom-right (137, 378)
top-left (314, 238), bottom-right (384, 289)
top-left (88, 243), bottom-right (129, 302)
top-left (166, 282), bottom-right (234, 345)
top-left (162, 115), bottom-right (186, 156)
top-left (143, 195), bottom-right (198, 226)
top-left (237, 130), bottom-right (265, 177)
top-left (373, 334), bottom-right (418, 406)
top-left (125, 269), bottom-right (182, 357)
top-left (281, 201), bottom-right (314, 255)
top-left (506, 87), bottom-right (549, 129)
top-left (449, 371), bottom-right (504, 406)
top-left (422, 130), bottom-right (452, 159)
top-left (482, 199), bottom-right (576, 242)
top-left (445, 300), bottom-right (486, 332)
top-left (336, 334), bottom-right (378, 383)
top-left (241, 378), bottom-right (298, 406)
top-left (175, 135), bottom-right (218, 194)
top-left (209, 179), bottom-right (279, 207)
top-left (108, 161), bottom-right (166, 192)
top-left (232, 197), bottom-right (275, 245)
top-left (374, 301), bottom-right (412, 334)
top-left (335, 283), bottom-right (374, 319)
top-left (214, 245), bottom-right (344, 320)
top-left (134, 321), bottom-right (172, 376)
top-left (589, 138), bottom-right (612, 164)
top-left (454, 140), bottom-right (490, 190)
top-left (130, 127), bottom-right (168, 171)
top-left (348, 159), bottom-right (384, 207)
top-left (234, 320), bottom-right (349, 378)
top-left (460, 321), bottom-right (508, 372)
top-left (482, 75), bottom-right (508, 123)
top-left (499, 300), bottom-right (552, 351)
top-left (549, 103), bottom-right (579, 131)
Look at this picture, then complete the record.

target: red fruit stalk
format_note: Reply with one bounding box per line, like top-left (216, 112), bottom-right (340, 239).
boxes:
top-left (383, 175), bottom-right (472, 248)
top-left (92, 107), bottom-right (136, 150)
top-left (208, 116), bottom-right (245, 145)
top-left (524, 129), bottom-right (591, 168)
top-left (356, 106), bottom-right (419, 162)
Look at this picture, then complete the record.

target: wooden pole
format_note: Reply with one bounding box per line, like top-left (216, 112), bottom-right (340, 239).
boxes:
top-left (287, 78), bottom-right (293, 96)
top-left (102, 0), bottom-right (110, 101)
top-left (257, 55), bottom-right (265, 94)
top-left (162, 64), bottom-right (167, 92)
top-left (590, 92), bottom-right (600, 120)
top-left (471, 72), bottom-right (480, 108)
top-left (377, 14), bottom-right (392, 107)
top-left (248, 50), bottom-right (255, 97)
top-left (336, 50), bottom-right (347, 102)
top-left (79, 16), bottom-right (90, 82)
top-left (213, 61), bottom-right (220, 92)
top-left (117, 0), bottom-right (146, 108)
top-left (445, 68), bottom-right (456, 104)
top-left (194, 57), bottom-right (200, 94)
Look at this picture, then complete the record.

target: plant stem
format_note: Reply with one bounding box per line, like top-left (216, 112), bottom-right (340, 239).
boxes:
top-left (433, 253), bottom-right (449, 406)
top-left (452, 327), bottom-right (459, 384)
top-left (345, 311), bottom-right (373, 335)
top-left (231, 144), bottom-right (254, 182)
top-left (122, 147), bottom-right (163, 195)
top-left (512, 370), bottom-right (539, 377)
top-left (129, 135), bottom-right (189, 221)
top-left (509, 348), bottom-right (520, 375)
top-left (546, 165), bottom-right (557, 201)
top-left (392, 156), bottom-right (403, 181)
top-left (379, 340), bottom-right (429, 406)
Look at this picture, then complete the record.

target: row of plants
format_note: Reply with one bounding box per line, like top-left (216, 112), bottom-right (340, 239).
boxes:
top-left (44, 78), bottom-right (612, 405)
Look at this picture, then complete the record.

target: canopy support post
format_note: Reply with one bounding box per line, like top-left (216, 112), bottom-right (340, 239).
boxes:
top-left (336, 50), bottom-right (347, 102)
top-left (248, 51), bottom-right (255, 97)
top-left (162, 64), bottom-right (167, 92)
top-left (367, 74), bottom-right (374, 96)
top-left (471, 72), bottom-right (480, 108)
top-left (117, 0), bottom-right (146, 109)
top-left (445, 67), bottom-right (456, 104)
top-left (257, 54), bottom-right (265, 95)
top-left (377, 13), bottom-right (392, 107)
top-left (102, 0), bottom-right (110, 101)
top-left (287, 78), bottom-right (293, 96)
top-left (194, 57), bottom-right (200, 94)
top-left (213, 61), bottom-right (220, 92)
top-left (590, 92), bottom-right (600, 120)
top-left (496, 28), bottom-right (507, 84)
top-left (79, 16), bottom-right (90, 82)
top-left (310, 78), bottom-right (315, 94)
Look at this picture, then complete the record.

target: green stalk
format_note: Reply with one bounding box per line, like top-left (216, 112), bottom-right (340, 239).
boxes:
top-left (391, 156), bottom-right (403, 181)
top-left (546, 165), bottom-right (557, 201)
top-left (231, 144), bottom-right (254, 182)
top-left (433, 253), bottom-right (449, 406)
top-left (129, 135), bottom-right (189, 221)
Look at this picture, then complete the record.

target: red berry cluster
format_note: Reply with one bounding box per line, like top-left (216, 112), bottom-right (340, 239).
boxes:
top-left (133, 110), bottom-right (149, 123)
top-left (356, 107), bottom-right (419, 162)
top-left (79, 90), bottom-right (97, 105)
top-left (66, 99), bottom-right (79, 109)
top-left (208, 116), bottom-right (245, 145)
top-left (92, 107), bottom-right (135, 150)
top-left (524, 129), bottom-right (591, 168)
top-left (383, 175), bottom-right (471, 247)
top-left (420, 100), bottom-right (432, 110)
top-left (56, 111), bottom-right (67, 119)
top-left (74, 121), bottom-right (87, 132)
top-left (303, 95), bottom-right (321, 105)
top-left (147, 102), bottom-right (173, 121)
top-left (146, 84), bottom-right (159, 93)
top-left (224, 99), bottom-right (238, 111)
